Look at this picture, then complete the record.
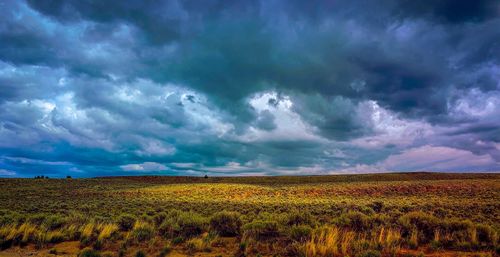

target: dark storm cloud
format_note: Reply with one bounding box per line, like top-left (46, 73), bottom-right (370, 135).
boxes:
top-left (25, 0), bottom-right (184, 44)
top-left (0, 0), bottom-right (499, 176)
top-left (393, 0), bottom-right (500, 24)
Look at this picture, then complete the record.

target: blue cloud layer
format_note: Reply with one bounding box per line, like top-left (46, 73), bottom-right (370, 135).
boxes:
top-left (1, 0), bottom-right (499, 177)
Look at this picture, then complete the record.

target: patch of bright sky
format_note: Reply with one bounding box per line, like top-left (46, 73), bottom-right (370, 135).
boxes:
top-left (240, 91), bottom-right (323, 142)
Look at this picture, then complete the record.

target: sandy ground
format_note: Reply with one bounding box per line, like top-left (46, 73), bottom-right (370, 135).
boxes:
top-left (0, 238), bottom-right (239, 257)
top-left (0, 241), bottom-right (495, 257)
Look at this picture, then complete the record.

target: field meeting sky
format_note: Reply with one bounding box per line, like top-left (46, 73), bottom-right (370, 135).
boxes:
top-left (1, 0), bottom-right (500, 177)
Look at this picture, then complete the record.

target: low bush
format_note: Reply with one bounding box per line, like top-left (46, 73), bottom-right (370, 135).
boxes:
top-left (171, 236), bottom-right (184, 244)
top-left (0, 213), bottom-right (24, 226)
top-left (210, 211), bottom-right (242, 236)
top-left (242, 220), bottom-right (280, 240)
top-left (42, 215), bottom-right (65, 230)
top-left (475, 224), bottom-right (496, 245)
top-left (159, 211), bottom-right (207, 239)
top-left (153, 212), bottom-right (167, 226)
top-left (284, 210), bottom-right (314, 226)
top-left (398, 212), bottom-right (438, 243)
top-left (441, 219), bottom-right (474, 247)
top-left (78, 247), bottom-right (101, 257)
top-left (289, 225), bottom-right (312, 242)
top-left (27, 214), bottom-right (47, 226)
top-left (116, 215), bottom-right (136, 231)
top-left (337, 211), bottom-right (370, 231)
top-left (369, 201), bottom-right (384, 213)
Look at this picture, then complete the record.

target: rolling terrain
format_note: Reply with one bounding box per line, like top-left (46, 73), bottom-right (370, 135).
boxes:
top-left (0, 173), bottom-right (498, 256)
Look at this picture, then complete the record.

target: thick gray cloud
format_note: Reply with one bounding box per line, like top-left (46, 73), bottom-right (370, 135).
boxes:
top-left (0, 0), bottom-right (499, 177)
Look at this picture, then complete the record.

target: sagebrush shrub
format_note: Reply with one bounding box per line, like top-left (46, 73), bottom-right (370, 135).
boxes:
top-left (159, 211), bottom-right (207, 238)
top-left (442, 219), bottom-right (474, 245)
top-left (242, 220), bottom-right (280, 240)
top-left (27, 214), bottom-right (47, 226)
top-left (42, 215), bottom-right (65, 231)
top-left (369, 201), bottom-right (384, 213)
top-left (209, 211), bottom-right (242, 236)
top-left (0, 213), bottom-right (23, 226)
top-left (475, 224), bottom-right (495, 245)
top-left (153, 212), bottom-right (167, 226)
top-left (284, 210), bottom-right (314, 226)
top-left (337, 211), bottom-right (370, 231)
top-left (78, 248), bottom-right (101, 257)
top-left (116, 215), bottom-right (136, 231)
top-left (289, 225), bottom-right (312, 242)
top-left (398, 212), bottom-right (438, 243)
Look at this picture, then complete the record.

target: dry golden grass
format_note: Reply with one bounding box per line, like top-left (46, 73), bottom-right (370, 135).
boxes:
top-left (97, 223), bottom-right (118, 241)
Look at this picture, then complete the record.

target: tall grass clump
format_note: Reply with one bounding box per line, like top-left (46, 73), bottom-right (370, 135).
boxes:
top-left (98, 224), bottom-right (118, 241)
top-left (303, 226), bottom-right (341, 256)
top-left (130, 221), bottom-right (154, 242)
top-left (302, 226), bottom-right (401, 257)
top-left (80, 222), bottom-right (96, 243)
top-left (185, 237), bottom-right (211, 254)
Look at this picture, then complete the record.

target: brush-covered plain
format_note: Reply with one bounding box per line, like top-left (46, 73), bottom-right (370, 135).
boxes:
top-left (0, 173), bottom-right (499, 257)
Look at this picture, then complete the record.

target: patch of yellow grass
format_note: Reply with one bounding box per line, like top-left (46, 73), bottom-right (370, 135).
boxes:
top-left (0, 224), bottom-right (16, 239)
top-left (0, 223), bottom-right (40, 243)
top-left (98, 223), bottom-right (118, 241)
top-left (304, 226), bottom-right (340, 257)
top-left (378, 227), bottom-right (401, 247)
top-left (132, 220), bottom-right (152, 230)
top-left (19, 223), bottom-right (38, 243)
top-left (303, 226), bottom-right (402, 257)
top-left (45, 230), bottom-right (64, 243)
top-left (340, 231), bottom-right (355, 255)
top-left (80, 223), bottom-right (95, 239)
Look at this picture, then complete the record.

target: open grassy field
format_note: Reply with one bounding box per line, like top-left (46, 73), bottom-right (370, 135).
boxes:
top-left (0, 172), bottom-right (499, 257)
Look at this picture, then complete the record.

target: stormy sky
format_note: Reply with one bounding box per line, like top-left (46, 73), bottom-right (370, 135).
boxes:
top-left (1, 0), bottom-right (500, 177)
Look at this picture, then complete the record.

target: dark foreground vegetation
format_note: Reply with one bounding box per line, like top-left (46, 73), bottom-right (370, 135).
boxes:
top-left (0, 172), bottom-right (499, 256)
